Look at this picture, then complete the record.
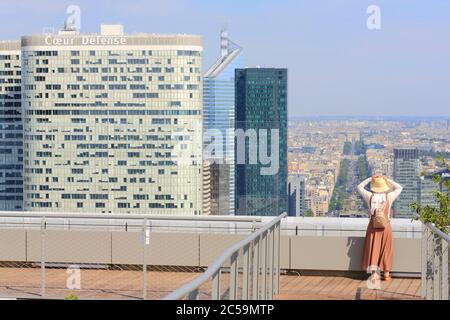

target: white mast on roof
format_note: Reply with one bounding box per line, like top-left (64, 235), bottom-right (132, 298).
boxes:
top-left (220, 28), bottom-right (229, 57)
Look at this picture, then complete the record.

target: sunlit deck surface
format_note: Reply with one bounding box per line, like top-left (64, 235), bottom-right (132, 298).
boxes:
top-left (277, 274), bottom-right (422, 300)
top-left (0, 267), bottom-right (422, 300)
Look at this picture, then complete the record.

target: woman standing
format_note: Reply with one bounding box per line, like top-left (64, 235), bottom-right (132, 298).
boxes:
top-left (357, 175), bottom-right (403, 281)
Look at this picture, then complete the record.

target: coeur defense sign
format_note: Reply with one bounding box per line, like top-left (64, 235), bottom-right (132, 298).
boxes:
top-left (44, 35), bottom-right (127, 46)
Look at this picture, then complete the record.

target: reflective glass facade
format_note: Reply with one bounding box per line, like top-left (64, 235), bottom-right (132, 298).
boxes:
top-left (21, 31), bottom-right (203, 214)
top-left (203, 31), bottom-right (243, 215)
top-left (0, 41), bottom-right (23, 210)
top-left (235, 68), bottom-right (288, 216)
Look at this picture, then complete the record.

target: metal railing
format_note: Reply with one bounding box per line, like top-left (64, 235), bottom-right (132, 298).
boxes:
top-left (0, 211), bottom-right (262, 223)
top-left (421, 223), bottom-right (449, 300)
top-left (0, 211), bottom-right (262, 300)
top-left (163, 213), bottom-right (287, 300)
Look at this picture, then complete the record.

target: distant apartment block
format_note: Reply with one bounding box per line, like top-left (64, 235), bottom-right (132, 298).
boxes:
top-left (203, 30), bottom-right (243, 215)
top-left (393, 148), bottom-right (420, 218)
top-left (0, 41), bottom-right (23, 211)
top-left (235, 68), bottom-right (288, 216)
top-left (21, 25), bottom-right (203, 214)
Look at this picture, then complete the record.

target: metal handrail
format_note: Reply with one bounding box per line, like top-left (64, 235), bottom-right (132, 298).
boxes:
top-left (163, 213), bottom-right (287, 300)
top-left (426, 223), bottom-right (450, 243)
top-left (0, 211), bottom-right (261, 223)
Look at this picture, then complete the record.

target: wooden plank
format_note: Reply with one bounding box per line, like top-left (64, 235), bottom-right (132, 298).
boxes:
top-left (301, 276), bottom-right (328, 295)
top-left (383, 278), bottom-right (404, 299)
top-left (280, 275), bottom-right (305, 292)
top-left (340, 278), bottom-right (364, 298)
top-left (406, 279), bottom-right (422, 297)
top-left (395, 278), bottom-right (414, 296)
top-left (281, 275), bottom-right (315, 294)
top-left (318, 276), bottom-right (346, 295)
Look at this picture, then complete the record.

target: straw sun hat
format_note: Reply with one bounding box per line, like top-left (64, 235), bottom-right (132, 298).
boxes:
top-left (370, 176), bottom-right (391, 193)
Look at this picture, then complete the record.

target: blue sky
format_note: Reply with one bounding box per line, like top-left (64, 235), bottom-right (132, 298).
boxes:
top-left (0, 0), bottom-right (449, 117)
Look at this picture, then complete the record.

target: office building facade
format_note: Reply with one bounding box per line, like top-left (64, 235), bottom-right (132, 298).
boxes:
top-left (21, 25), bottom-right (203, 214)
top-left (235, 68), bottom-right (288, 216)
top-left (203, 30), bottom-right (243, 215)
top-left (420, 168), bottom-right (450, 209)
top-left (393, 148), bottom-right (420, 218)
top-left (0, 41), bottom-right (23, 210)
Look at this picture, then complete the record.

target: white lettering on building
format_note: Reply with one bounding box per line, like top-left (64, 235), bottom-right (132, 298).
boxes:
top-left (44, 36), bottom-right (127, 46)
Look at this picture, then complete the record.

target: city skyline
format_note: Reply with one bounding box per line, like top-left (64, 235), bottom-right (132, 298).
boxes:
top-left (0, 2), bottom-right (448, 303)
top-left (288, 119), bottom-right (448, 218)
top-left (0, 0), bottom-right (448, 118)
top-left (0, 4), bottom-right (447, 218)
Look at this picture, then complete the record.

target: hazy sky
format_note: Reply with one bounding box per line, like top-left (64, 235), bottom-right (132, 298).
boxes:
top-left (0, 0), bottom-right (449, 118)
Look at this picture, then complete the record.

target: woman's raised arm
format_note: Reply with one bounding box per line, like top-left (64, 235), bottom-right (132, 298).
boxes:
top-left (386, 178), bottom-right (403, 202)
top-left (357, 177), bottom-right (372, 204)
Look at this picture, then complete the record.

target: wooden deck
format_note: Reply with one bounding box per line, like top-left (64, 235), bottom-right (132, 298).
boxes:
top-left (0, 267), bottom-right (200, 300)
top-left (0, 267), bottom-right (423, 300)
top-left (277, 275), bottom-right (423, 300)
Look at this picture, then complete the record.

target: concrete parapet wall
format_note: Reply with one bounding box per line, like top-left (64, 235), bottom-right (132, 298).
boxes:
top-left (0, 229), bottom-right (421, 273)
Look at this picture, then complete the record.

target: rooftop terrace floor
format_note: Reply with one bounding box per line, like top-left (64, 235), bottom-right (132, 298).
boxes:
top-left (0, 267), bottom-right (422, 300)
top-left (278, 274), bottom-right (422, 300)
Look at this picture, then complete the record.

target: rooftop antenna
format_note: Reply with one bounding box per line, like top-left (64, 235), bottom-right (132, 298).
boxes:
top-left (220, 27), bottom-right (229, 57)
top-left (61, 18), bottom-right (79, 33)
top-left (220, 25), bottom-right (242, 57)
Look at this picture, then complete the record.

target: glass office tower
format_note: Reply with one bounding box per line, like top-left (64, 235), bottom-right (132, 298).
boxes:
top-left (21, 25), bottom-right (203, 214)
top-left (235, 68), bottom-right (288, 216)
top-left (203, 30), bottom-right (243, 215)
top-left (393, 148), bottom-right (420, 218)
top-left (0, 41), bottom-right (23, 211)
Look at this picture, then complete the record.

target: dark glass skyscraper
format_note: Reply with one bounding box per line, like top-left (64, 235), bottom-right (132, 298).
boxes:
top-left (235, 68), bottom-right (287, 216)
top-left (0, 41), bottom-right (22, 211)
top-left (288, 175), bottom-right (305, 217)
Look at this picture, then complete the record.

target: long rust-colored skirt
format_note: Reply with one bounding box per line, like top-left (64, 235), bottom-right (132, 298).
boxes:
top-left (362, 217), bottom-right (393, 272)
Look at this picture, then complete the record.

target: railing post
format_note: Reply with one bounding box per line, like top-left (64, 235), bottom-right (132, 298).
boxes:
top-left (441, 240), bottom-right (448, 300)
top-left (230, 251), bottom-right (238, 299)
top-left (142, 218), bottom-right (148, 300)
top-left (421, 224), bottom-right (427, 298)
top-left (433, 233), bottom-right (442, 300)
top-left (242, 244), bottom-right (250, 299)
top-left (212, 269), bottom-right (221, 300)
top-left (40, 216), bottom-right (46, 296)
top-left (426, 226), bottom-right (434, 300)
top-left (274, 222), bottom-right (281, 295)
top-left (188, 288), bottom-right (199, 300)
top-left (260, 230), bottom-right (267, 299)
top-left (268, 227), bottom-right (274, 300)
top-left (252, 237), bottom-right (260, 300)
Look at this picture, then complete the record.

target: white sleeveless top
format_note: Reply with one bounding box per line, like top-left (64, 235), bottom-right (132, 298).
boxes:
top-left (357, 178), bottom-right (403, 220)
